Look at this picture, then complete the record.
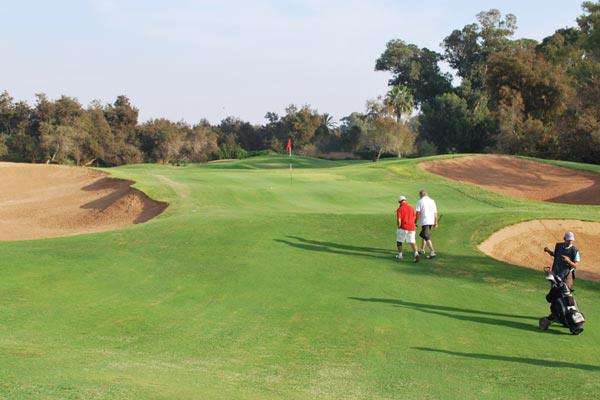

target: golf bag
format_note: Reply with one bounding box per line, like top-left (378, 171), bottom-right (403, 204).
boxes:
top-left (539, 268), bottom-right (585, 335)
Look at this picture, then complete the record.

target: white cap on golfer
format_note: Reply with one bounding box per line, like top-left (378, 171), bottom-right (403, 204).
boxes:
top-left (398, 195), bottom-right (407, 202)
top-left (564, 231), bottom-right (575, 241)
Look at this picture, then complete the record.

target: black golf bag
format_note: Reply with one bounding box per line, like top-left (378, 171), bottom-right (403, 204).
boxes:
top-left (539, 268), bottom-right (585, 335)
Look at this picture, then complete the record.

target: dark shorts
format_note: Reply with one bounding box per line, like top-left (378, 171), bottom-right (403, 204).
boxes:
top-left (419, 225), bottom-right (433, 241)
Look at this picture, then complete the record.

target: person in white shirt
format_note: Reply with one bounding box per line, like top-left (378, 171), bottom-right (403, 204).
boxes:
top-left (415, 189), bottom-right (438, 259)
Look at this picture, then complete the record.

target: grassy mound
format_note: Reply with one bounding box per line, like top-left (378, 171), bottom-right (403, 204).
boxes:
top-left (203, 155), bottom-right (362, 169)
top-left (1, 155), bottom-right (599, 399)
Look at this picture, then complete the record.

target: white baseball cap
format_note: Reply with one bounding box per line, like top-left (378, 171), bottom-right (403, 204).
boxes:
top-left (564, 231), bottom-right (575, 241)
top-left (398, 195), bottom-right (407, 202)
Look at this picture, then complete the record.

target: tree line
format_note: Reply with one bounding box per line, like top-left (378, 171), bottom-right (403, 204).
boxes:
top-left (1, 2), bottom-right (598, 166)
top-left (0, 91), bottom-right (414, 165)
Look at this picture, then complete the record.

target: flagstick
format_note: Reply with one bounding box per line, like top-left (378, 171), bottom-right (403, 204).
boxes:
top-left (286, 138), bottom-right (293, 185)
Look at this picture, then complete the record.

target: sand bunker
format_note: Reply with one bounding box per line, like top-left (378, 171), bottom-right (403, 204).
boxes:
top-left (0, 162), bottom-right (167, 241)
top-left (479, 219), bottom-right (600, 281)
top-left (422, 155), bottom-right (600, 205)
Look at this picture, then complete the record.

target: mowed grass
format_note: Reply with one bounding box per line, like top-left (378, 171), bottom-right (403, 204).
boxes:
top-left (0, 155), bottom-right (599, 399)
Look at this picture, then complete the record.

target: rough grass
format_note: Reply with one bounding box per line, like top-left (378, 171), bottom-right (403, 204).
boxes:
top-left (0, 155), bottom-right (598, 399)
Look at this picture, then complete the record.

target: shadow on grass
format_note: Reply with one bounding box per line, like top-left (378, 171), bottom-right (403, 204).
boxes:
top-left (349, 298), bottom-right (535, 320)
top-left (278, 236), bottom-right (394, 260)
top-left (414, 347), bottom-right (600, 371)
top-left (275, 236), bottom-right (525, 284)
top-left (349, 297), bottom-right (567, 335)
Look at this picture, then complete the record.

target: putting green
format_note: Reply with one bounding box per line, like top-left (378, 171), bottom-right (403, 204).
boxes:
top-left (0, 155), bottom-right (599, 399)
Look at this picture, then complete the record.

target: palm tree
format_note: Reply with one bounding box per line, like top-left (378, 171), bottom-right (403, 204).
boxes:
top-left (385, 85), bottom-right (414, 122)
top-left (320, 113), bottom-right (336, 129)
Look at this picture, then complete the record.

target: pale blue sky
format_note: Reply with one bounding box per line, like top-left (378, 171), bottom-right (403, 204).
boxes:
top-left (1, 1), bottom-right (584, 124)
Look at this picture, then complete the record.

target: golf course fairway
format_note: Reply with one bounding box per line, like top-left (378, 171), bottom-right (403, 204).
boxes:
top-left (0, 155), bottom-right (599, 399)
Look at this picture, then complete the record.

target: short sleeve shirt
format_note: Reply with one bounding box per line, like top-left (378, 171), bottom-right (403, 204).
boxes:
top-left (552, 242), bottom-right (580, 280)
top-left (396, 203), bottom-right (416, 231)
top-left (415, 196), bottom-right (437, 226)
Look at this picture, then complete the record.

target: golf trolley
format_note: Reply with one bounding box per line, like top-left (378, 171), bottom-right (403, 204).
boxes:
top-left (538, 268), bottom-right (585, 335)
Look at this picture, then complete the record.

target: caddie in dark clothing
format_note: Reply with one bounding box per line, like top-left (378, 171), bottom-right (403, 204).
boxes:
top-left (541, 231), bottom-right (580, 326)
top-left (544, 231), bottom-right (580, 289)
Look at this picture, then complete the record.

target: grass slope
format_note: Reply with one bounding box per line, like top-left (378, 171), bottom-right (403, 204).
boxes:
top-left (0, 155), bottom-right (599, 399)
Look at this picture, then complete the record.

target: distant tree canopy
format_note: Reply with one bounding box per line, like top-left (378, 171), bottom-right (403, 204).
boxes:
top-left (0, 91), bottom-right (405, 165)
top-left (375, 40), bottom-right (452, 107)
top-left (1, 2), bottom-right (598, 165)
top-left (376, 2), bottom-right (600, 163)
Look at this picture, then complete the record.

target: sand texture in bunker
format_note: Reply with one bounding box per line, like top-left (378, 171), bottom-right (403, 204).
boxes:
top-left (0, 162), bottom-right (167, 241)
top-left (479, 219), bottom-right (600, 281)
top-left (422, 155), bottom-right (600, 205)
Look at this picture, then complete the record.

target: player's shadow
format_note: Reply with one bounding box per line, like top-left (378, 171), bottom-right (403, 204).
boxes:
top-left (349, 297), bottom-right (567, 335)
top-left (277, 236), bottom-right (394, 261)
top-left (275, 236), bottom-right (516, 283)
top-left (414, 347), bottom-right (600, 371)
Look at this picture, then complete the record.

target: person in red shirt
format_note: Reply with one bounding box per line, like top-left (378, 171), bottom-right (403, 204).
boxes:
top-left (395, 195), bottom-right (419, 262)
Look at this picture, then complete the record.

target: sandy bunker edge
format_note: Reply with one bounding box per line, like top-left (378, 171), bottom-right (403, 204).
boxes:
top-left (421, 155), bottom-right (600, 205)
top-left (0, 162), bottom-right (168, 241)
top-left (479, 219), bottom-right (600, 281)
